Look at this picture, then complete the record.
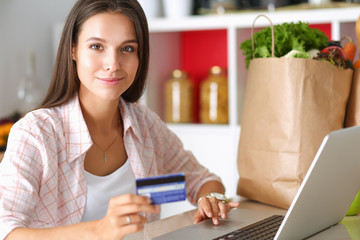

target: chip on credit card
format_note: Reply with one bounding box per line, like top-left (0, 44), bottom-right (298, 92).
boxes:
top-left (136, 173), bottom-right (186, 205)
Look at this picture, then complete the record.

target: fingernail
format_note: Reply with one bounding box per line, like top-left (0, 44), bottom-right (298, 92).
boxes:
top-left (222, 213), bottom-right (226, 219)
top-left (208, 212), bottom-right (213, 217)
top-left (214, 218), bottom-right (219, 225)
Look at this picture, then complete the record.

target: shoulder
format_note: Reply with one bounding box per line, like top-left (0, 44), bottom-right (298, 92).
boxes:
top-left (122, 100), bottom-right (163, 126)
top-left (123, 101), bottom-right (185, 147)
top-left (5, 106), bottom-right (66, 166)
top-left (12, 107), bottom-right (64, 141)
top-left (121, 100), bottom-right (173, 142)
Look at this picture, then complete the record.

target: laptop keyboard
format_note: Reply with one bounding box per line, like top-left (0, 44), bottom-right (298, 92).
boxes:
top-left (212, 214), bottom-right (284, 240)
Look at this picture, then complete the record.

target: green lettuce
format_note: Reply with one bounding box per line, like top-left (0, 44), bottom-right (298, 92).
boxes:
top-left (283, 49), bottom-right (311, 59)
top-left (240, 22), bottom-right (329, 68)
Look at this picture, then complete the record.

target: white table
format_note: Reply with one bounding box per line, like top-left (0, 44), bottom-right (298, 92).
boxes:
top-left (125, 199), bottom-right (360, 240)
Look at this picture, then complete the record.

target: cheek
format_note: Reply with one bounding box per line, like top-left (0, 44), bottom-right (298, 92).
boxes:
top-left (76, 53), bottom-right (101, 81)
top-left (127, 57), bottom-right (139, 76)
top-left (77, 53), bottom-right (99, 71)
top-left (133, 60), bottom-right (140, 75)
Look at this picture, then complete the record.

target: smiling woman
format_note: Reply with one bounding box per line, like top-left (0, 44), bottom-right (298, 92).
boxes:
top-left (0, 0), bottom-right (234, 239)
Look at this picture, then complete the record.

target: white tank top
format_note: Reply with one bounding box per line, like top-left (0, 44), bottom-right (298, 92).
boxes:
top-left (81, 160), bottom-right (136, 222)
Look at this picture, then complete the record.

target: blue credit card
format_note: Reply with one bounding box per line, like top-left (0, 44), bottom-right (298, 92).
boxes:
top-left (136, 173), bottom-right (186, 205)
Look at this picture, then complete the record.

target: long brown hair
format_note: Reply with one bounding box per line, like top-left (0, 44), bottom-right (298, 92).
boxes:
top-left (40, 0), bottom-right (149, 108)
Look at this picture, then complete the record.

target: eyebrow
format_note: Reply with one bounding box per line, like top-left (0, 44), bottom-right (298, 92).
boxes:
top-left (85, 37), bottom-right (138, 44)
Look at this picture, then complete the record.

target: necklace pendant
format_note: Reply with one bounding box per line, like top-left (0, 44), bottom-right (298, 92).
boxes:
top-left (104, 152), bottom-right (108, 163)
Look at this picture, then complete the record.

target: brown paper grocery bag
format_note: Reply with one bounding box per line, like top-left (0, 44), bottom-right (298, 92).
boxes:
top-left (236, 15), bottom-right (353, 209)
top-left (237, 57), bottom-right (353, 209)
top-left (345, 68), bottom-right (360, 127)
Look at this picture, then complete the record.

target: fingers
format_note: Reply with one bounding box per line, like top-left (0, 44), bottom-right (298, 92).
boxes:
top-left (122, 214), bottom-right (147, 226)
top-left (105, 215), bottom-right (148, 239)
top-left (96, 194), bottom-right (159, 239)
top-left (109, 214), bottom-right (147, 228)
top-left (218, 201), bottom-right (239, 219)
top-left (195, 197), bottom-right (240, 225)
top-left (218, 201), bottom-right (227, 219)
top-left (108, 194), bottom-right (160, 215)
top-left (209, 197), bottom-right (220, 225)
top-left (193, 210), bottom-right (205, 224)
top-left (109, 194), bottom-right (151, 206)
top-left (195, 197), bottom-right (220, 225)
top-left (108, 212), bottom-right (148, 228)
top-left (200, 197), bottom-right (214, 218)
top-left (228, 202), bottom-right (240, 208)
top-left (112, 203), bottom-right (160, 216)
top-left (193, 197), bottom-right (212, 224)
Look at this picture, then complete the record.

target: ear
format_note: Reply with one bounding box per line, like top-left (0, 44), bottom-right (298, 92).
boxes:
top-left (71, 45), bottom-right (76, 61)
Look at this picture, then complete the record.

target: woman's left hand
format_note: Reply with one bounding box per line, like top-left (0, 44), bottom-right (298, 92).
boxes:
top-left (194, 196), bottom-right (240, 225)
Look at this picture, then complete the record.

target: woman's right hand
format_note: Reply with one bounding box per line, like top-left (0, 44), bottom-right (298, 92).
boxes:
top-left (94, 194), bottom-right (160, 240)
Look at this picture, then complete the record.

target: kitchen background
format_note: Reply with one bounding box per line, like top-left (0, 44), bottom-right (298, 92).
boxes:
top-left (0, 0), bottom-right (355, 118)
top-left (0, 0), bottom-right (76, 119)
top-left (1, 0), bottom-right (354, 119)
top-left (1, 0), bottom-right (360, 218)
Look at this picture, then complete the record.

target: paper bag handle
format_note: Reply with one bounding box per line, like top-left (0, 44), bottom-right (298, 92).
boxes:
top-left (251, 14), bottom-right (275, 58)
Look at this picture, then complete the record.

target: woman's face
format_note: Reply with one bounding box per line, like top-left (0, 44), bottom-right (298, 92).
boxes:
top-left (73, 11), bottom-right (139, 102)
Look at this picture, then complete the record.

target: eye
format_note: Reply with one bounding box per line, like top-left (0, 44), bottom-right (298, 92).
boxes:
top-left (90, 44), bottom-right (103, 50)
top-left (122, 46), bottom-right (136, 53)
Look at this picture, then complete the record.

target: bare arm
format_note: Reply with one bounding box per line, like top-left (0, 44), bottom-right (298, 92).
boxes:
top-left (195, 180), bottom-right (226, 200)
top-left (6, 194), bottom-right (160, 240)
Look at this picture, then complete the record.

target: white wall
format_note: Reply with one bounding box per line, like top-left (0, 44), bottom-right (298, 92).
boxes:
top-left (0, 0), bottom-right (76, 118)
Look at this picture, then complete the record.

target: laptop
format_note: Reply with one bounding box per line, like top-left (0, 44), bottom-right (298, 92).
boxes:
top-left (153, 126), bottom-right (360, 240)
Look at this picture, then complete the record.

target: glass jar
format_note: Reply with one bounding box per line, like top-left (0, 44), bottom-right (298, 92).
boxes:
top-left (210, 0), bottom-right (237, 14)
top-left (200, 66), bottom-right (228, 124)
top-left (165, 70), bottom-right (194, 123)
top-left (17, 50), bottom-right (42, 114)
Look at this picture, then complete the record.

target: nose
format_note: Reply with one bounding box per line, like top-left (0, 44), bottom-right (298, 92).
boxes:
top-left (103, 50), bottom-right (120, 72)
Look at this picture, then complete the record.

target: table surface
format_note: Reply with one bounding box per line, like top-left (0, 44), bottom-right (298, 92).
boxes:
top-left (125, 198), bottom-right (360, 240)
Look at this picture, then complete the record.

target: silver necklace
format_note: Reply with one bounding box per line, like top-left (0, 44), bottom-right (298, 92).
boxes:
top-left (91, 122), bottom-right (120, 163)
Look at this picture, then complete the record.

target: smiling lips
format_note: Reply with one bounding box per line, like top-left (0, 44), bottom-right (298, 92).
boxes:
top-left (97, 77), bottom-right (124, 86)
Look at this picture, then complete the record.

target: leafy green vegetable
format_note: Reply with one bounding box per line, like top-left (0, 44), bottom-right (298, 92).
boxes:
top-left (283, 49), bottom-right (311, 59)
top-left (313, 48), bottom-right (349, 69)
top-left (240, 22), bottom-right (329, 68)
top-left (307, 49), bottom-right (320, 58)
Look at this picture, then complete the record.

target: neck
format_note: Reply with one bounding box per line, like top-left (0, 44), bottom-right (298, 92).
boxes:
top-left (79, 93), bottom-right (121, 135)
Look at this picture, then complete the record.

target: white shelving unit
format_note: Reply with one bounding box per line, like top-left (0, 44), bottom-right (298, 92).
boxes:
top-left (145, 5), bottom-right (360, 218)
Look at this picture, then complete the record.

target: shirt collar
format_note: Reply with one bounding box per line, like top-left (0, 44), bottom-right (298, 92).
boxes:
top-left (63, 96), bottom-right (144, 162)
top-left (119, 98), bottom-right (143, 146)
top-left (62, 95), bottom-right (92, 163)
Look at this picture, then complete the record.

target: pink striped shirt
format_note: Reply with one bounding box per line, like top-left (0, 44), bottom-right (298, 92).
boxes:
top-left (0, 96), bottom-right (220, 239)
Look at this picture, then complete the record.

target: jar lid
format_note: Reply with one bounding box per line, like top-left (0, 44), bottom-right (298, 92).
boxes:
top-left (171, 69), bottom-right (187, 79)
top-left (210, 66), bottom-right (223, 75)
